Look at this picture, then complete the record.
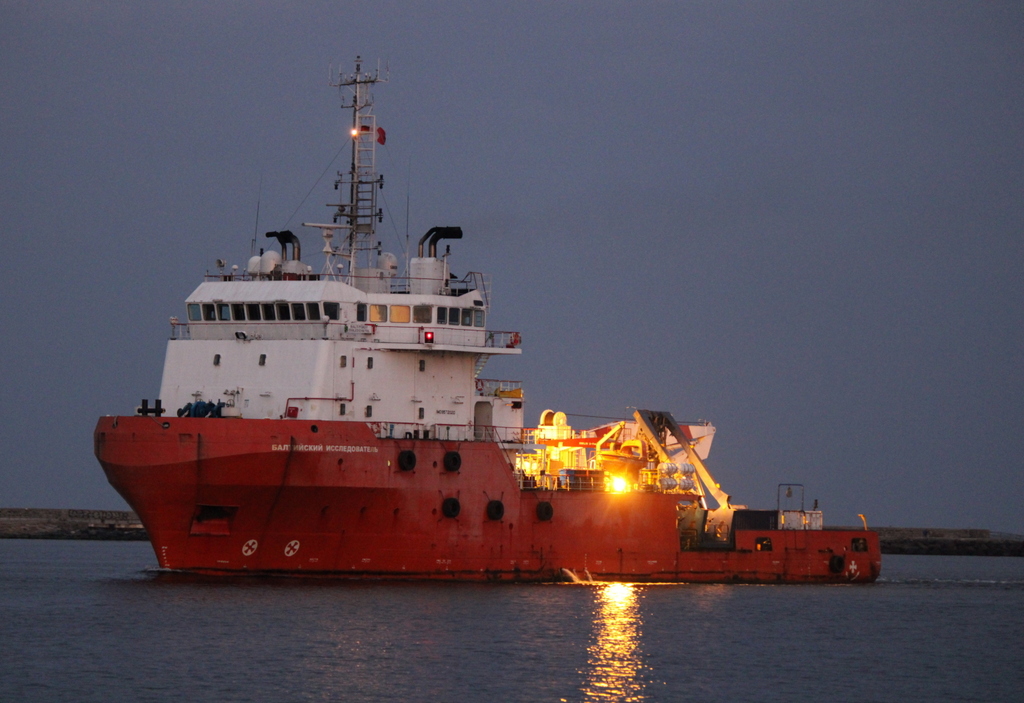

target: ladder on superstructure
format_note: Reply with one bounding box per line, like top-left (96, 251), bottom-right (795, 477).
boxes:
top-left (328, 57), bottom-right (387, 276)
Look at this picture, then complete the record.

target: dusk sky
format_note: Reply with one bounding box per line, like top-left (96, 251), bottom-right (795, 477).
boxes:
top-left (2, 2), bottom-right (1021, 533)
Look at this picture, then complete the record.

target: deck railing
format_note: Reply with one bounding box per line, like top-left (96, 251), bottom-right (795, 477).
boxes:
top-left (370, 422), bottom-right (532, 443)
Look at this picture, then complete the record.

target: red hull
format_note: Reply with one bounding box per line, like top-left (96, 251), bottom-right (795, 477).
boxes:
top-left (94, 416), bottom-right (881, 583)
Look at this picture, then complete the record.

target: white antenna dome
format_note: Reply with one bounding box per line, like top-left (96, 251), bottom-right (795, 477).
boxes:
top-left (380, 252), bottom-right (398, 273)
top-left (259, 250), bottom-right (282, 274)
top-left (247, 256), bottom-right (261, 275)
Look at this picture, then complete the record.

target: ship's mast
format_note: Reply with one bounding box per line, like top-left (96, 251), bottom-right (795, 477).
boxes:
top-left (328, 56), bottom-right (387, 281)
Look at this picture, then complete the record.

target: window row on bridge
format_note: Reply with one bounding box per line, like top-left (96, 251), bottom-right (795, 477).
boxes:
top-left (186, 302), bottom-right (485, 327)
top-left (188, 302), bottom-right (339, 322)
top-left (355, 304), bottom-right (485, 327)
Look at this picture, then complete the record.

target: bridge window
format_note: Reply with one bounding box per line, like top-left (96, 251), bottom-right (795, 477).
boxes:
top-left (218, 303), bottom-right (231, 321)
top-left (231, 303), bottom-right (246, 320)
top-left (356, 303), bottom-right (367, 322)
top-left (369, 305), bottom-right (388, 323)
top-left (437, 308), bottom-right (448, 325)
top-left (290, 303), bottom-right (306, 321)
top-left (448, 307), bottom-right (460, 325)
top-left (261, 303), bottom-right (276, 321)
top-left (323, 302), bottom-right (339, 320)
top-left (246, 303), bottom-right (261, 320)
top-left (187, 304), bottom-right (201, 322)
top-left (306, 303), bottom-right (321, 321)
top-left (276, 303), bottom-right (291, 321)
top-left (202, 304), bottom-right (216, 321)
top-left (474, 310), bottom-right (485, 327)
top-left (413, 306), bottom-right (432, 323)
top-left (390, 305), bottom-right (410, 323)
top-left (461, 309), bottom-right (473, 326)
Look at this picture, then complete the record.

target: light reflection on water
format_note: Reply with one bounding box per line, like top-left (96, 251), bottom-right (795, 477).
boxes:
top-left (3, 544), bottom-right (1023, 702)
top-left (580, 583), bottom-right (645, 701)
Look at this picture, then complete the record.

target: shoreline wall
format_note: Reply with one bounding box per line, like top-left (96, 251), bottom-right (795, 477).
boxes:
top-left (0, 508), bottom-right (147, 540)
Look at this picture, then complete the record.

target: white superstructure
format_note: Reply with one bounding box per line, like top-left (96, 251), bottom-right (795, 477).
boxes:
top-left (159, 58), bottom-right (523, 440)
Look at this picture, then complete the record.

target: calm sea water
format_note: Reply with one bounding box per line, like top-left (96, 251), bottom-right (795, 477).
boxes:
top-left (1, 541), bottom-right (1022, 702)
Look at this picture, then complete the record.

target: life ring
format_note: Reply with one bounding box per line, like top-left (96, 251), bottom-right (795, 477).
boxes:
top-left (536, 501), bottom-right (554, 521)
top-left (486, 500), bottom-right (504, 521)
top-left (829, 555), bottom-right (845, 574)
top-left (443, 451), bottom-right (462, 472)
top-left (398, 450), bottom-right (417, 472)
top-left (442, 497), bottom-right (461, 518)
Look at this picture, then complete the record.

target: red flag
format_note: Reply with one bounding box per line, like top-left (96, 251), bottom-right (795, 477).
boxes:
top-left (376, 127), bottom-right (386, 145)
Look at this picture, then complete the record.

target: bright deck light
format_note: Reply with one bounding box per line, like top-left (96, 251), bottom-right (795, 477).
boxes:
top-left (611, 476), bottom-right (628, 493)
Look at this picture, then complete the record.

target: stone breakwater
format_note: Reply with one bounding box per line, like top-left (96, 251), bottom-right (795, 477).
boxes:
top-left (830, 526), bottom-right (1024, 557)
top-left (0, 508), bottom-right (147, 540)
